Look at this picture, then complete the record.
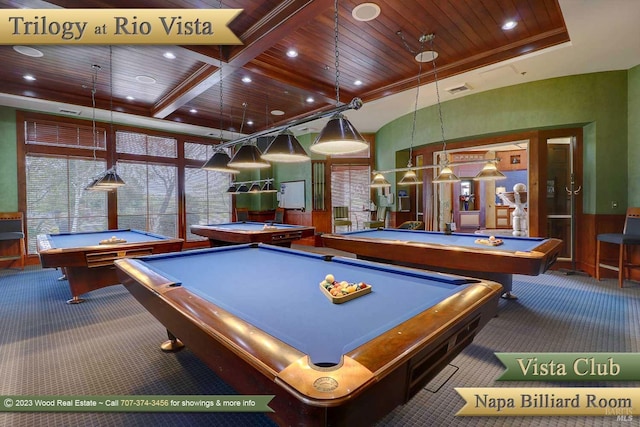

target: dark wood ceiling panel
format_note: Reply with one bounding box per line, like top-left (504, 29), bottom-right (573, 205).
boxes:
top-left (0, 0), bottom-right (569, 137)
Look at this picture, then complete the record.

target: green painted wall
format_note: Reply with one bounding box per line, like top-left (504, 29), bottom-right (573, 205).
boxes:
top-left (376, 71), bottom-right (630, 214)
top-left (629, 65), bottom-right (640, 207)
top-left (0, 107), bottom-right (18, 212)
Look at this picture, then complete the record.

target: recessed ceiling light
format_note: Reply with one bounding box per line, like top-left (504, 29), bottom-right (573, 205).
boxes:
top-left (242, 76), bottom-right (252, 83)
top-left (163, 52), bottom-right (176, 59)
top-left (23, 74), bottom-right (36, 81)
top-left (352, 3), bottom-right (381, 22)
top-left (415, 50), bottom-right (438, 62)
top-left (502, 20), bottom-right (518, 30)
top-left (271, 110), bottom-right (285, 116)
top-left (13, 46), bottom-right (43, 57)
top-left (126, 95), bottom-right (135, 101)
top-left (354, 80), bottom-right (363, 86)
top-left (306, 97), bottom-right (314, 103)
top-left (135, 75), bottom-right (156, 84)
top-left (247, 120), bottom-right (254, 126)
top-left (286, 49), bottom-right (298, 58)
top-left (189, 108), bottom-right (197, 113)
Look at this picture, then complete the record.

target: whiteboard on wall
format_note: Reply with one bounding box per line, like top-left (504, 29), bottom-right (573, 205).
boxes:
top-left (278, 180), bottom-right (305, 209)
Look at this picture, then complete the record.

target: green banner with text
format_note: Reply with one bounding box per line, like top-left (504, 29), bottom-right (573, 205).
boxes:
top-left (0, 395), bottom-right (274, 412)
top-left (496, 353), bottom-right (640, 381)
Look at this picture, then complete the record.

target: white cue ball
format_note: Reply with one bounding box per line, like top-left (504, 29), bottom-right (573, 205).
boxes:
top-left (325, 274), bottom-right (335, 283)
top-left (489, 235), bottom-right (496, 241)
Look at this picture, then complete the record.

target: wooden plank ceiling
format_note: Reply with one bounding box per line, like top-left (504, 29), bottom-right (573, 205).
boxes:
top-left (0, 0), bottom-right (569, 138)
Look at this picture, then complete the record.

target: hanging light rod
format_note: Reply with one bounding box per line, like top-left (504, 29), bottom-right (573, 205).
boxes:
top-left (213, 97), bottom-right (363, 150)
top-left (372, 158), bottom-right (491, 175)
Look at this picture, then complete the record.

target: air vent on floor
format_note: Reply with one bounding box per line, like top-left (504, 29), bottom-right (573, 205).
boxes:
top-left (58, 108), bottom-right (82, 116)
top-left (446, 83), bottom-right (472, 95)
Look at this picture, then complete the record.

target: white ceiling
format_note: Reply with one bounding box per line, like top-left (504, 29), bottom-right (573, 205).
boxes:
top-left (1, 0), bottom-right (639, 140)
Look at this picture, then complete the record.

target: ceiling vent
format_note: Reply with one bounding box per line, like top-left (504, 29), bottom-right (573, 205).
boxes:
top-left (446, 83), bottom-right (472, 95)
top-left (58, 107), bottom-right (81, 116)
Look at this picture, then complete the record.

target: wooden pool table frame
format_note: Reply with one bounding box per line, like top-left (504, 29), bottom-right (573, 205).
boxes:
top-left (322, 230), bottom-right (562, 299)
top-left (191, 222), bottom-right (315, 247)
top-left (115, 251), bottom-right (502, 427)
top-left (37, 230), bottom-right (183, 304)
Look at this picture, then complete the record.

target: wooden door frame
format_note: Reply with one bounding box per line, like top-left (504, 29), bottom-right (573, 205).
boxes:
top-left (414, 127), bottom-right (583, 240)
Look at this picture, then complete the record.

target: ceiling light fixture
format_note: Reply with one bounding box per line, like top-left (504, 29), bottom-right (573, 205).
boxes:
top-left (87, 47), bottom-right (126, 190)
top-left (370, 173), bottom-right (391, 189)
top-left (398, 35), bottom-right (427, 187)
top-left (310, 0), bottom-right (368, 156)
top-left (228, 143), bottom-right (271, 169)
top-left (202, 45), bottom-right (240, 174)
top-left (261, 129), bottom-right (310, 163)
top-left (474, 157), bottom-right (507, 181)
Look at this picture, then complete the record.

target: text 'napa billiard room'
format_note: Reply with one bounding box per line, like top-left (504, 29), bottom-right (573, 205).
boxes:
top-left (1, 1), bottom-right (639, 426)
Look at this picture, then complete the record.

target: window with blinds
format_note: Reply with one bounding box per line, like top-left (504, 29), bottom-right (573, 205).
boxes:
top-left (116, 130), bottom-right (177, 158)
top-left (25, 155), bottom-right (108, 253)
top-left (116, 161), bottom-right (178, 237)
top-left (330, 165), bottom-right (371, 229)
top-left (25, 120), bottom-right (106, 150)
top-left (184, 142), bottom-right (232, 241)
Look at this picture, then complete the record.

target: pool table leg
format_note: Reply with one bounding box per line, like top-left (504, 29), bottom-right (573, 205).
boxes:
top-left (66, 295), bottom-right (85, 304)
top-left (160, 330), bottom-right (184, 352)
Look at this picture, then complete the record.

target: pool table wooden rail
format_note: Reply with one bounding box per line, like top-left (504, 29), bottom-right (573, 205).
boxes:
top-left (191, 223), bottom-right (315, 246)
top-left (322, 233), bottom-right (563, 277)
top-left (115, 257), bottom-right (502, 427)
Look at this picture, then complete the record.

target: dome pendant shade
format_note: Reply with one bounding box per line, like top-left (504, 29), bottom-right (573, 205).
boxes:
top-left (236, 183), bottom-right (249, 193)
top-left (249, 182), bottom-right (261, 192)
top-left (399, 169), bottom-right (421, 185)
top-left (433, 166), bottom-right (461, 183)
top-left (474, 161), bottom-right (506, 181)
top-left (310, 114), bottom-right (368, 155)
top-left (203, 151), bottom-right (240, 174)
top-left (370, 173), bottom-right (391, 188)
top-left (261, 131), bottom-right (310, 162)
top-left (228, 145), bottom-right (271, 169)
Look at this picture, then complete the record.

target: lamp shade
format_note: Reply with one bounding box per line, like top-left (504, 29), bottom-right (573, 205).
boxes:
top-left (249, 182), bottom-right (261, 193)
top-left (226, 183), bottom-right (238, 193)
top-left (261, 131), bottom-right (310, 162)
top-left (202, 151), bottom-right (240, 174)
top-left (228, 144), bottom-right (271, 169)
top-left (94, 170), bottom-right (126, 189)
top-left (433, 166), bottom-right (460, 183)
top-left (85, 177), bottom-right (112, 191)
top-left (370, 173), bottom-right (391, 188)
top-left (309, 113), bottom-right (368, 155)
top-left (236, 183), bottom-right (249, 193)
top-left (474, 161), bottom-right (506, 181)
top-left (261, 181), bottom-right (277, 192)
top-left (399, 169), bottom-right (421, 185)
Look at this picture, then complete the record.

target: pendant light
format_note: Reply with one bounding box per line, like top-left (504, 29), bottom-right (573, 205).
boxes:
top-left (474, 159), bottom-right (506, 181)
top-left (87, 47), bottom-right (126, 190)
top-left (309, 0), bottom-right (368, 156)
top-left (261, 130), bottom-right (310, 162)
top-left (425, 34), bottom-right (459, 184)
top-left (399, 35), bottom-right (427, 187)
top-left (202, 45), bottom-right (239, 174)
top-left (370, 173), bottom-right (391, 189)
top-left (228, 143), bottom-right (271, 169)
top-left (261, 180), bottom-right (277, 193)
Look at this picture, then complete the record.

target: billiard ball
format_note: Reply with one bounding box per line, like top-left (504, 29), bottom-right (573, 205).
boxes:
top-left (325, 274), bottom-right (335, 283)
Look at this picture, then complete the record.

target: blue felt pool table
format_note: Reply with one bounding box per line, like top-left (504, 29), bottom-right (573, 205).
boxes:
top-left (37, 229), bottom-right (183, 303)
top-left (115, 244), bottom-right (502, 427)
top-left (322, 228), bottom-right (563, 299)
top-left (191, 221), bottom-right (315, 247)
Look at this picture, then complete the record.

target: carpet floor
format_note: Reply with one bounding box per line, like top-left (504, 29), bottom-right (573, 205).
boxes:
top-left (0, 254), bottom-right (638, 427)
